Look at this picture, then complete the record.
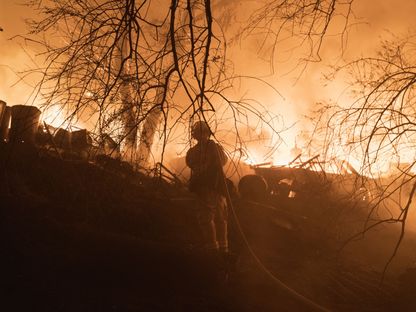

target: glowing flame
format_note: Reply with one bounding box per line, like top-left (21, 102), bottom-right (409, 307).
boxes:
top-left (40, 105), bottom-right (66, 128)
top-left (39, 104), bottom-right (84, 130)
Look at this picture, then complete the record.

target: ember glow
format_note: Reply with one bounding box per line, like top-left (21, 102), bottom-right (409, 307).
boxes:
top-left (1, 0), bottom-right (416, 174)
top-left (38, 103), bottom-right (86, 131)
top-left (40, 105), bottom-right (70, 129)
top-left (3, 2), bottom-right (416, 312)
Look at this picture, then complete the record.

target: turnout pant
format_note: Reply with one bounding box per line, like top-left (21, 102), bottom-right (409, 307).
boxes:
top-left (197, 193), bottom-right (228, 252)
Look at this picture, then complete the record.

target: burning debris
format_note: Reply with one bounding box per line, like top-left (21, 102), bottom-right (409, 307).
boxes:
top-left (1, 102), bottom-right (412, 311)
top-left (2, 0), bottom-right (416, 310)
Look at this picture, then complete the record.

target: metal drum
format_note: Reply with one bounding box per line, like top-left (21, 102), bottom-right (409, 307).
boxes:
top-left (0, 101), bottom-right (11, 142)
top-left (9, 105), bottom-right (41, 144)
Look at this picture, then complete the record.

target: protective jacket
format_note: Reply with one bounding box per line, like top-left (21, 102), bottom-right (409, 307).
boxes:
top-left (186, 139), bottom-right (228, 196)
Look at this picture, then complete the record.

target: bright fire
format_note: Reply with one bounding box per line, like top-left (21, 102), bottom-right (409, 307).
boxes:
top-left (39, 104), bottom-right (84, 130)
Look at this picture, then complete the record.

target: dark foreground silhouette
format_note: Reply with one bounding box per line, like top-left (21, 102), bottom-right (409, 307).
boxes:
top-left (1, 143), bottom-right (414, 311)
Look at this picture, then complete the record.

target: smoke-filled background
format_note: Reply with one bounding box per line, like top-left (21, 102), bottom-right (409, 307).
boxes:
top-left (2, 0), bottom-right (416, 279)
top-left (2, 0), bottom-right (416, 164)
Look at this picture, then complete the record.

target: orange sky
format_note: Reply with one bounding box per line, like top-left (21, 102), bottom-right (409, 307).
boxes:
top-left (1, 0), bottom-right (416, 161)
top-left (1, 0), bottom-right (415, 105)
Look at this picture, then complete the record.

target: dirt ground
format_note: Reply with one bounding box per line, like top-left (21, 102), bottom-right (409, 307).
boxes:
top-left (1, 143), bottom-right (414, 311)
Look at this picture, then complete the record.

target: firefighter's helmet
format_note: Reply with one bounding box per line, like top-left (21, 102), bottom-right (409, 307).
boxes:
top-left (191, 121), bottom-right (211, 140)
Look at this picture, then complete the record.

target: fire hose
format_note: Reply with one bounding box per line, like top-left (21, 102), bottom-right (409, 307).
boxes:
top-left (215, 144), bottom-right (332, 312)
